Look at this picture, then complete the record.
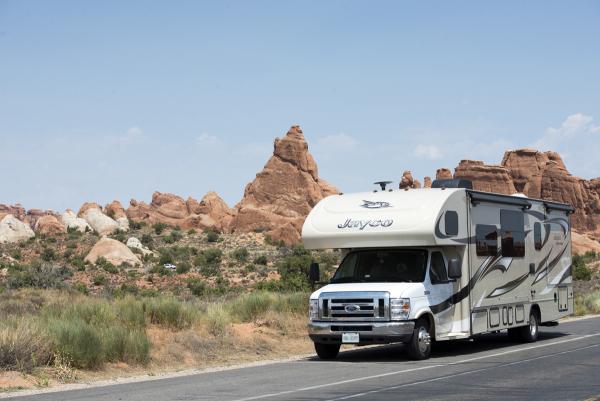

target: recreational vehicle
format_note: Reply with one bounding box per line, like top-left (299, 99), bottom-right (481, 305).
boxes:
top-left (302, 180), bottom-right (574, 360)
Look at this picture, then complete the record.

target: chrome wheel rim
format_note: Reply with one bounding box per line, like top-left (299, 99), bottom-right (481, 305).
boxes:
top-left (417, 326), bottom-right (431, 354)
top-left (530, 315), bottom-right (537, 337)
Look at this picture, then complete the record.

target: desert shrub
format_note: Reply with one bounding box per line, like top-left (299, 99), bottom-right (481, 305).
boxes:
top-left (204, 248), bottom-right (222, 265)
top-left (244, 264), bottom-right (256, 274)
top-left (229, 291), bottom-right (273, 322)
top-left (111, 229), bottom-right (127, 243)
top-left (205, 304), bottom-right (230, 336)
top-left (187, 277), bottom-right (208, 297)
top-left (575, 291), bottom-right (600, 316)
top-left (67, 226), bottom-right (83, 240)
top-left (10, 249), bottom-right (22, 260)
top-left (129, 219), bottom-right (145, 230)
top-left (176, 262), bottom-right (191, 274)
top-left (92, 275), bottom-right (107, 286)
top-left (187, 229), bottom-right (197, 235)
top-left (264, 235), bottom-right (285, 247)
top-left (231, 247), bottom-right (249, 262)
top-left (275, 249), bottom-right (313, 291)
top-left (7, 263), bottom-right (71, 290)
top-left (48, 318), bottom-right (103, 369)
top-left (204, 229), bottom-right (220, 243)
top-left (253, 254), bottom-right (268, 265)
top-left (572, 255), bottom-right (592, 281)
top-left (73, 282), bottom-right (89, 294)
top-left (97, 257), bottom-right (119, 274)
top-left (41, 247), bottom-right (56, 261)
top-left (164, 229), bottom-right (183, 244)
top-left (0, 318), bottom-right (52, 372)
top-left (71, 257), bottom-right (86, 271)
top-left (101, 326), bottom-right (149, 364)
top-left (141, 234), bottom-right (154, 248)
top-left (144, 298), bottom-right (196, 329)
top-left (273, 292), bottom-right (309, 315)
top-left (153, 222), bottom-right (168, 235)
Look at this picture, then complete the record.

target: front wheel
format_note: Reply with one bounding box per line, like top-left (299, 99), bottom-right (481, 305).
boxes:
top-left (407, 318), bottom-right (432, 360)
top-left (314, 343), bottom-right (340, 360)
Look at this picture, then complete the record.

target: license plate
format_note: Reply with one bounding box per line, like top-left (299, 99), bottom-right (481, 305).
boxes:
top-left (342, 332), bottom-right (359, 343)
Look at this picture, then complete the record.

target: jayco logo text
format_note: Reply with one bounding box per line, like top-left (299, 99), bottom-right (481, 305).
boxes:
top-left (337, 218), bottom-right (393, 230)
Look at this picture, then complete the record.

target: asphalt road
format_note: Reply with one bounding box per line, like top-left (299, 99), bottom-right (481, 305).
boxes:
top-left (5, 316), bottom-right (600, 401)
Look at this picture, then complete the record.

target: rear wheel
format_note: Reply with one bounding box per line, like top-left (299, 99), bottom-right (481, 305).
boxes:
top-left (518, 309), bottom-right (539, 342)
top-left (407, 318), bottom-right (432, 360)
top-left (314, 343), bottom-right (340, 360)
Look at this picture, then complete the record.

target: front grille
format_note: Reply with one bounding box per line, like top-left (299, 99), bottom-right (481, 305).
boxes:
top-left (318, 292), bottom-right (390, 322)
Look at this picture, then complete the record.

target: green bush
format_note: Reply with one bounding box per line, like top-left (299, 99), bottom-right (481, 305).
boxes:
top-left (575, 291), bottom-right (600, 316)
top-left (232, 247), bottom-right (249, 262)
top-left (97, 257), bottom-right (119, 274)
top-left (253, 255), bottom-right (268, 265)
top-left (7, 263), bottom-right (71, 290)
top-left (176, 262), bottom-right (191, 274)
top-left (204, 248), bottom-right (222, 265)
top-left (73, 282), bottom-right (89, 294)
top-left (129, 219), bottom-right (145, 230)
top-left (205, 229), bottom-right (220, 243)
top-left (41, 247), bottom-right (56, 261)
top-left (187, 277), bottom-right (207, 297)
top-left (0, 318), bottom-right (52, 372)
top-left (141, 234), bottom-right (154, 248)
top-left (276, 251), bottom-right (313, 291)
top-left (153, 222), bottom-right (168, 235)
top-left (205, 304), bottom-right (229, 336)
top-left (92, 275), bottom-right (107, 286)
top-left (49, 318), bottom-right (104, 369)
top-left (111, 229), bottom-right (127, 243)
top-left (102, 326), bottom-right (149, 364)
top-left (229, 292), bottom-right (273, 322)
top-left (187, 229), bottom-right (197, 235)
top-left (573, 255), bottom-right (592, 281)
top-left (144, 298), bottom-right (196, 329)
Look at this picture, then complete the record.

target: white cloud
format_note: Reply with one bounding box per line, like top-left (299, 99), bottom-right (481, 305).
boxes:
top-left (534, 113), bottom-right (600, 150)
top-left (195, 133), bottom-right (221, 146)
top-left (114, 126), bottom-right (144, 146)
top-left (414, 144), bottom-right (443, 160)
top-left (315, 133), bottom-right (358, 150)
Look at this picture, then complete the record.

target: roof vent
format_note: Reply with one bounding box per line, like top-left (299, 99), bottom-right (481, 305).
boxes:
top-left (373, 181), bottom-right (393, 191)
top-left (431, 179), bottom-right (473, 189)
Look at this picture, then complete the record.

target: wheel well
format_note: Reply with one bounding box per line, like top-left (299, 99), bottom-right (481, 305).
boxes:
top-left (530, 304), bottom-right (541, 322)
top-left (417, 312), bottom-right (436, 338)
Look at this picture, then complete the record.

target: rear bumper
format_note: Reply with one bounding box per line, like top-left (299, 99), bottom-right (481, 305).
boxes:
top-left (308, 321), bottom-right (415, 345)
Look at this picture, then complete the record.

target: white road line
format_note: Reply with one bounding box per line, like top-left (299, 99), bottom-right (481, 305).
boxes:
top-left (230, 333), bottom-right (600, 401)
top-left (327, 343), bottom-right (600, 400)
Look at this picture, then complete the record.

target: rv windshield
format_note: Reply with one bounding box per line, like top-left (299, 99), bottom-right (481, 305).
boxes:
top-left (330, 249), bottom-right (428, 283)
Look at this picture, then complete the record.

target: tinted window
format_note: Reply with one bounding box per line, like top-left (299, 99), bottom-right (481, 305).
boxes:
top-left (429, 252), bottom-right (449, 284)
top-left (476, 224), bottom-right (498, 256)
top-left (500, 210), bottom-right (525, 257)
top-left (534, 222), bottom-right (542, 250)
top-left (445, 211), bottom-right (458, 236)
top-left (331, 249), bottom-right (428, 283)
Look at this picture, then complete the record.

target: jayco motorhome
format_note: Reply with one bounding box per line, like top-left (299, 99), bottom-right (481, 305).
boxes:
top-left (302, 179), bottom-right (574, 360)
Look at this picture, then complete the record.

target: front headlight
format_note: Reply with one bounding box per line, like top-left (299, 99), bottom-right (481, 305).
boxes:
top-left (309, 299), bottom-right (319, 320)
top-left (390, 298), bottom-right (410, 320)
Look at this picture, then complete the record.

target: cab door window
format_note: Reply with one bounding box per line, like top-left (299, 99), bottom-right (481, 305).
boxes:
top-left (429, 252), bottom-right (449, 284)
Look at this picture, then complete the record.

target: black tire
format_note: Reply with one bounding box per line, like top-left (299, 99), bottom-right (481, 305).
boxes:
top-left (407, 318), bottom-right (432, 360)
top-left (518, 309), bottom-right (539, 343)
top-left (314, 343), bottom-right (340, 360)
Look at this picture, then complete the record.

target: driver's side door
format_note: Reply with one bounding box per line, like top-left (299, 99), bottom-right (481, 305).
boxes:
top-left (426, 251), bottom-right (454, 338)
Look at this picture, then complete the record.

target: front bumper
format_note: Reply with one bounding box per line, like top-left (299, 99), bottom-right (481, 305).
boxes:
top-left (308, 321), bottom-right (415, 345)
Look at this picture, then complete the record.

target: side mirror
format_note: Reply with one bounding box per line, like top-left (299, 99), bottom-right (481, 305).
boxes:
top-left (309, 262), bottom-right (320, 283)
top-left (448, 258), bottom-right (461, 279)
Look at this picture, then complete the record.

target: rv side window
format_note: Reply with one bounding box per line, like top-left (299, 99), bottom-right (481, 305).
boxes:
top-left (429, 252), bottom-right (449, 284)
top-left (534, 222), bottom-right (542, 250)
top-left (500, 210), bottom-right (525, 257)
top-left (476, 224), bottom-right (498, 256)
top-left (445, 211), bottom-right (458, 236)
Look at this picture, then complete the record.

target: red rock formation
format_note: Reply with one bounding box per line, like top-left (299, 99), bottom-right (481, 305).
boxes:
top-left (105, 201), bottom-right (127, 220)
top-left (229, 125), bottom-right (338, 245)
top-left (454, 160), bottom-right (517, 195)
top-left (127, 191), bottom-right (234, 231)
top-left (436, 168), bottom-right (452, 180)
top-left (34, 215), bottom-right (66, 235)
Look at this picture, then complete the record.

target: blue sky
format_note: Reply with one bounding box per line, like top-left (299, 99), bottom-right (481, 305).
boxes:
top-left (1, 1), bottom-right (599, 211)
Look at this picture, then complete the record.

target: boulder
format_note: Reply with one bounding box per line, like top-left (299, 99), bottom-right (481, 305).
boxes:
top-left (85, 237), bottom-right (141, 267)
top-left (61, 209), bottom-right (91, 232)
top-left (127, 191), bottom-right (234, 231)
top-left (34, 215), bottom-right (66, 235)
top-left (105, 201), bottom-right (129, 231)
top-left (572, 231), bottom-right (600, 255)
top-left (423, 177), bottom-right (432, 188)
top-left (229, 125), bottom-right (338, 245)
top-left (436, 168), bottom-right (453, 180)
top-left (126, 237), bottom-right (153, 256)
top-left (0, 204), bottom-right (26, 221)
top-left (454, 160), bottom-right (516, 195)
top-left (78, 203), bottom-right (119, 235)
top-left (0, 215), bottom-right (35, 243)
